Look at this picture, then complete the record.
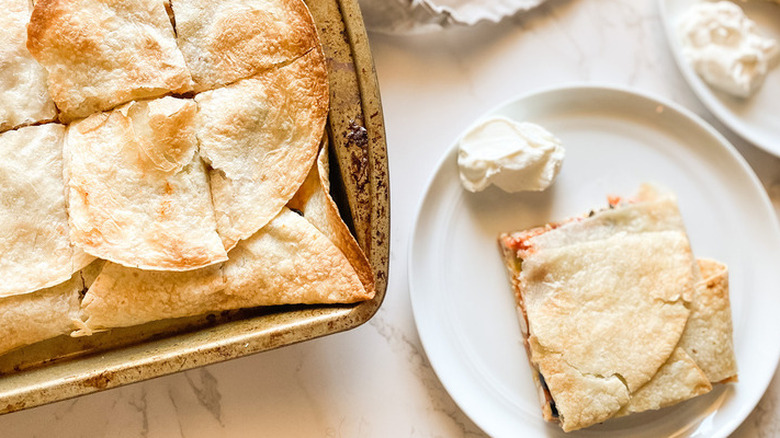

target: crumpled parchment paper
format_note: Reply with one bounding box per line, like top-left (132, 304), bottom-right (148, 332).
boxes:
top-left (358, 0), bottom-right (547, 34)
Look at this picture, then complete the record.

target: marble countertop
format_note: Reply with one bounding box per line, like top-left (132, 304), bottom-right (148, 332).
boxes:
top-left (2, 0), bottom-right (779, 436)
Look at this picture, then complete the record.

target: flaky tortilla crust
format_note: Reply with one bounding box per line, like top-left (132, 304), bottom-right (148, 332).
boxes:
top-left (499, 185), bottom-right (735, 432)
top-left (680, 258), bottom-right (738, 383)
top-left (27, 0), bottom-right (193, 121)
top-left (529, 336), bottom-right (630, 432)
top-left (196, 47), bottom-right (328, 250)
top-left (616, 347), bottom-right (712, 417)
top-left (3, 0), bottom-right (373, 356)
top-left (0, 124), bottom-right (94, 296)
top-left (171, 0), bottom-right (319, 91)
top-left (64, 97), bottom-right (228, 271)
top-left (288, 141), bottom-right (376, 300)
top-left (0, 260), bottom-right (103, 356)
top-left (77, 209), bottom-right (368, 332)
top-left (521, 231), bottom-right (694, 430)
top-left (0, 0), bottom-right (57, 132)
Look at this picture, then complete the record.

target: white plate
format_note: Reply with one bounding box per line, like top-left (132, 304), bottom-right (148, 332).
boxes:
top-left (659, 0), bottom-right (780, 156)
top-left (409, 85), bottom-right (780, 437)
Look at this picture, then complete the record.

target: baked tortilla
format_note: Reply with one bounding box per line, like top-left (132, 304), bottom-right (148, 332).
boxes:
top-left (288, 141), bottom-right (375, 299)
top-left (616, 347), bottom-right (712, 417)
top-left (0, 260), bottom-right (103, 357)
top-left (0, 0), bottom-right (57, 132)
top-left (521, 231), bottom-right (695, 431)
top-left (0, 124), bottom-right (93, 297)
top-left (527, 335), bottom-right (631, 430)
top-left (64, 97), bottom-right (227, 271)
top-left (170, 0), bottom-right (319, 91)
top-left (77, 208), bottom-right (368, 332)
top-left (27, 0), bottom-right (193, 121)
top-left (523, 187), bottom-right (688, 251)
top-left (498, 185), bottom-right (734, 432)
top-left (679, 258), bottom-right (738, 383)
top-left (615, 259), bottom-right (737, 415)
top-left (195, 48), bottom-right (328, 250)
top-left (220, 208), bottom-right (369, 305)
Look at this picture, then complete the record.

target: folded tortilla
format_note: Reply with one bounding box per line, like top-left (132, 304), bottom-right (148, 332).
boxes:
top-left (521, 232), bottom-right (695, 430)
top-left (498, 184), bottom-right (736, 432)
top-left (288, 141), bottom-right (375, 299)
top-left (195, 48), bottom-right (328, 250)
top-left (27, 0), bottom-right (193, 121)
top-left (616, 347), bottom-right (712, 417)
top-left (0, 124), bottom-right (94, 297)
top-left (0, 260), bottom-right (103, 357)
top-left (0, 0), bottom-right (57, 132)
top-left (616, 258), bottom-right (736, 415)
top-left (170, 0), bottom-right (319, 91)
top-left (680, 258), bottom-right (738, 384)
top-left (64, 97), bottom-right (227, 271)
top-left (77, 208), bottom-right (369, 333)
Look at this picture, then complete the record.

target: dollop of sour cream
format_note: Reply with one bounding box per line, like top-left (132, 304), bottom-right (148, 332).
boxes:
top-left (678, 1), bottom-right (779, 98)
top-left (457, 117), bottom-right (564, 193)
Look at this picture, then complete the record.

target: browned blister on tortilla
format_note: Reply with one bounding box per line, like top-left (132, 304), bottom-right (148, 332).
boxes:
top-left (77, 209), bottom-right (368, 332)
top-left (0, 0), bottom-right (57, 132)
top-left (170, 0), bottom-right (319, 91)
top-left (27, 0), bottom-right (193, 121)
top-left (64, 97), bottom-right (227, 271)
top-left (195, 48), bottom-right (328, 250)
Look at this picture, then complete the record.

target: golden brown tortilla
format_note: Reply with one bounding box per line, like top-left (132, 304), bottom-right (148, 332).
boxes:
top-left (616, 258), bottom-right (737, 415)
top-left (528, 336), bottom-right (631, 432)
top-left (679, 258), bottom-right (738, 383)
top-left (288, 141), bottom-right (376, 299)
top-left (195, 48), bottom-right (328, 250)
top-left (0, 260), bottom-right (103, 357)
top-left (522, 231), bottom-right (696, 430)
top-left (77, 208), bottom-right (369, 332)
top-left (616, 347), bottom-right (712, 417)
top-left (64, 97), bottom-right (227, 271)
top-left (0, 0), bottom-right (57, 131)
top-left (499, 185), bottom-right (734, 432)
top-left (170, 0), bottom-right (319, 91)
top-left (27, 0), bottom-right (193, 121)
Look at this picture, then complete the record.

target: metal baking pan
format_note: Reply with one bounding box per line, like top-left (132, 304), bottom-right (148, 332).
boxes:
top-left (0, 0), bottom-right (388, 414)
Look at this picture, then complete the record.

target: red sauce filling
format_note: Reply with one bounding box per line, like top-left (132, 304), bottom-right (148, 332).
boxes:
top-left (503, 226), bottom-right (550, 254)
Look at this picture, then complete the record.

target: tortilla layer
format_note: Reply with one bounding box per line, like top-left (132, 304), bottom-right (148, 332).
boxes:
top-left (196, 48), bottom-right (328, 250)
top-left (498, 185), bottom-right (735, 431)
top-left (77, 208), bottom-right (368, 332)
top-left (0, 124), bottom-right (94, 297)
top-left (171, 0), bottom-right (319, 91)
top-left (288, 140), bottom-right (376, 299)
top-left (0, 0), bottom-right (57, 132)
top-left (64, 97), bottom-right (227, 271)
top-left (27, 0), bottom-right (193, 121)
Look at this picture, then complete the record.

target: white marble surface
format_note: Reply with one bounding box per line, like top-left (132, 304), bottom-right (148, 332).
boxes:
top-left (2, 0), bottom-right (779, 436)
